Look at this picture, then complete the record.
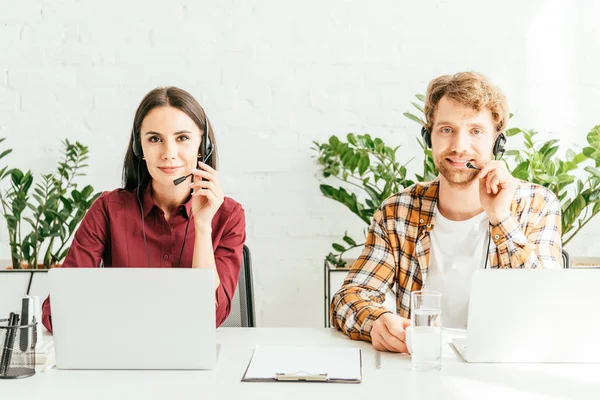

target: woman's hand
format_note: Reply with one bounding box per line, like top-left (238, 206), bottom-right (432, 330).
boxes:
top-left (189, 161), bottom-right (224, 227)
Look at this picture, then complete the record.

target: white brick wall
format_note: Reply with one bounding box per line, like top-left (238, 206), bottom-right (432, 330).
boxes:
top-left (1, 0), bottom-right (599, 327)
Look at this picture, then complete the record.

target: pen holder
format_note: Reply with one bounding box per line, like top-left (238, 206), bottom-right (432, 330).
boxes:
top-left (0, 318), bottom-right (36, 379)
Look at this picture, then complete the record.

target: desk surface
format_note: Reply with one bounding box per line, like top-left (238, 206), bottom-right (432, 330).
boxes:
top-left (1, 328), bottom-right (598, 400)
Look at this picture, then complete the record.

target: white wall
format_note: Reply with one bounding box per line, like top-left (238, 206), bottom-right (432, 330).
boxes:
top-left (1, 0), bottom-right (599, 327)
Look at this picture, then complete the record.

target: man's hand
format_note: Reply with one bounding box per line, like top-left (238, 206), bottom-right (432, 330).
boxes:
top-left (371, 313), bottom-right (412, 353)
top-left (477, 160), bottom-right (517, 225)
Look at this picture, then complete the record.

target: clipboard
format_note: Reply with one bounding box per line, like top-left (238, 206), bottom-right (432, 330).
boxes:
top-left (241, 345), bottom-right (362, 383)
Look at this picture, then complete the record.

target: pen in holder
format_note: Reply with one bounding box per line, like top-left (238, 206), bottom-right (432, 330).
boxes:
top-left (0, 317), bottom-right (37, 379)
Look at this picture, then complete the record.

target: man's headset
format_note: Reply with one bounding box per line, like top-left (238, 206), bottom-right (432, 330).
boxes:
top-left (420, 125), bottom-right (507, 270)
top-left (131, 112), bottom-right (214, 268)
top-left (420, 126), bottom-right (507, 159)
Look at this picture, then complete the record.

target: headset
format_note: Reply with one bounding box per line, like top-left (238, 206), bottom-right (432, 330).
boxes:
top-left (420, 125), bottom-right (506, 270)
top-left (131, 121), bottom-right (213, 163)
top-left (420, 126), bottom-right (506, 159)
top-left (132, 110), bottom-right (214, 268)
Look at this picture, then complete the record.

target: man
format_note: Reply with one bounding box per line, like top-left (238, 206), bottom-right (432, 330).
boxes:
top-left (330, 71), bottom-right (562, 353)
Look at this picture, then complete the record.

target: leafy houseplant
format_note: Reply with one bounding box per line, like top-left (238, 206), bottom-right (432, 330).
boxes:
top-left (314, 95), bottom-right (600, 267)
top-left (0, 139), bottom-right (101, 269)
top-left (312, 133), bottom-right (436, 268)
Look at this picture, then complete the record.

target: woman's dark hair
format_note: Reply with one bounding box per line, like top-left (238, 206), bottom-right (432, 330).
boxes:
top-left (122, 87), bottom-right (218, 191)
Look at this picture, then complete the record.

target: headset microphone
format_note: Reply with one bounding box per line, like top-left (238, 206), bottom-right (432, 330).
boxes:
top-left (173, 119), bottom-right (213, 186)
top-left (466, 162), bottom-right (481, 170)
top-left (173, 175), bottom-right (189, 186)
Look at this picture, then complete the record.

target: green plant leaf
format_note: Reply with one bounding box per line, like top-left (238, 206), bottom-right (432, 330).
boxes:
top-left (81, 185), bottom-right (94, 199)
top-left (411, 102), bottom-right (424, 113)
top-left (573, 152), bottom-right (588, 164)
top-left (537, 173), bottom-right (559, 183)
top-left (343, 235), bottom-right (357, 246)
top-left (349, 153), bottom-right (360, 172)
top-left (347, 133), bottom-right (357, 146)
top-left (319, 184), bottom-right (335, 198)
top-left (363, 184), bottom-right (380, 203)
top-left (505, 128), bottom-right (521, 137)
top-left (0, 149), bottom-right (12, 160)
top-left (10, 169), bottom-right (24, 185)
top-left (512, 161), bottom-right (530, 180)
top-left (403, 112), bottom-right (423, 125)
top-left (586, 125), bottom-right (600, 146)
top-left (23, 217), bottom-right (36, 227)
top-left (328, 136), bottom-right (340, 151)
top-left (556, 174), bottom-right (575, 184)
top-left (332, 243), bottom-right (345, 252)
top-left (543, 145), bottom-right (559, 161)
top-left (585, 166), bottom-right (600, 179)
top-left (358, 154), bottom-right (370, 175)
top-left (583, 146), bottom-right (600, 160)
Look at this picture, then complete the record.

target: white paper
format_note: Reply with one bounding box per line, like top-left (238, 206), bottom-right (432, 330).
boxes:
top-left (243, 345), bottom-right (361, 381)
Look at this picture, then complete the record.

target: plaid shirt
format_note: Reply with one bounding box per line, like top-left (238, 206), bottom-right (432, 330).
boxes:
top-left (330, 178), bottom-right (562, 342)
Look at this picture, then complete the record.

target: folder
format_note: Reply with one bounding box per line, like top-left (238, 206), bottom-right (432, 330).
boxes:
top-left (241, 345), bottom-right (362, 383)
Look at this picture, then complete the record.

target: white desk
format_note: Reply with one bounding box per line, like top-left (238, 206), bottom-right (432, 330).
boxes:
top-left (1, 328), bottom-right (599, 400)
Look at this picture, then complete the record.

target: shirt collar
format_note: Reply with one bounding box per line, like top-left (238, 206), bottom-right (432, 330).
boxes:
top-left (417, 177), bottom-right (440, 232)
top-left (138, 184), bottom-right (194, 219)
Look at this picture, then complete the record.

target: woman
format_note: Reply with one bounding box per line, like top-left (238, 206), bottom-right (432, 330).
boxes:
top-left (42, 87), bottom-right (246, 330)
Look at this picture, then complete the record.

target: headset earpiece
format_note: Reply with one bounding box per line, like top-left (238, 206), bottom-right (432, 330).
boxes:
top-left (493, 132), bottom-right (507, 159)
top-left (421, 126), bottom-right (432, 149)
top-left (132, 132), bottom-right (142, 159)
top-left (201, 122), bottom-right (213, 163)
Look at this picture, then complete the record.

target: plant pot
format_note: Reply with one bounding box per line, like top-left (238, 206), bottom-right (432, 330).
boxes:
top-left (4, 263), bottom-right (60, 270)
top-left (571, 257), bottom-right (600, 268)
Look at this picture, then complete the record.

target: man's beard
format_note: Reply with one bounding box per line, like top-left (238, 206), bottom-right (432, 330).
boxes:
top-left (434, 153), bottom-right (480, 188)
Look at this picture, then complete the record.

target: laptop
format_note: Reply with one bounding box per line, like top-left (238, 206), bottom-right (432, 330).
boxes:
top-left (48, 268), bottom-right (216, 370)
top-left (451, 269), bottom-right (600, 363)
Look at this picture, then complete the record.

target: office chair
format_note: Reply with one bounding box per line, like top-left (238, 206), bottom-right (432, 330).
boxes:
top-left (562, 249), bottom-right (571, 269)
top-left (221, 245), bottom-right (256, 327)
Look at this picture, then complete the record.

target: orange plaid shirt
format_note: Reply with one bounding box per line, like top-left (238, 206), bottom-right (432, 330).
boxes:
top-left (330, 178), bottom-right (562, 342)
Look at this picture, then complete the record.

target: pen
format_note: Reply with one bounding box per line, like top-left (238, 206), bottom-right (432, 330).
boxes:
top-left (1, 312), bottom-right (20, 376)
top-left (20, 297), bottom-right (30, 351)
top-left (376, 351), bottom-right (382, 369)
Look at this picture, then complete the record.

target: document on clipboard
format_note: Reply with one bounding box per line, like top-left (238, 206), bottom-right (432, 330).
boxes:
top-left (241, 345), bottom-right (362, 383)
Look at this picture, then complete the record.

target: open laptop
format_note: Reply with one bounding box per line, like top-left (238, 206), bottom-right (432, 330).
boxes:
top-left (451, 269), bottom-right (600, 363)
top-left (48, 268), bottom-right (216, 370)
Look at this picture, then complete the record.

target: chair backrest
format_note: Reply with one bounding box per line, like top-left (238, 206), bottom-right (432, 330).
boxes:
top-left (221, 245), bottom-right (256, 327)
top-left (562, 249), bottom-right (570, 269)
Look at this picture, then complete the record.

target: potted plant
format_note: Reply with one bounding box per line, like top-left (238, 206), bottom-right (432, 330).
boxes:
top-left (0, 138), bottom-right (101, 270)
top-left (314, 95), bottom-right (600, 325)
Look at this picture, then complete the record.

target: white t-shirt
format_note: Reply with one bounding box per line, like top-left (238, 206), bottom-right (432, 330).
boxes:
top-left (425, 205), bottom-right (489, 329)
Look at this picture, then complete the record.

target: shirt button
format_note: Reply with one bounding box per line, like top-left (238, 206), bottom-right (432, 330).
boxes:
top-left (419, 219), bottom-right (424, 223)
top-left (163, 254), bottom-right (170, 260)
top-left (494, 235), bottom-right (500, 240)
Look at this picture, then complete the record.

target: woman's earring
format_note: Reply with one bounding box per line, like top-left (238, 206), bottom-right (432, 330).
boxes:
top-left (142, 156), bottom-right (146, 160)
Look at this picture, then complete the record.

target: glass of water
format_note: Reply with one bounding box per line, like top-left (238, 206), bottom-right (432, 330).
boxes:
top-left (410, 290), bottom-right (443, 371)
